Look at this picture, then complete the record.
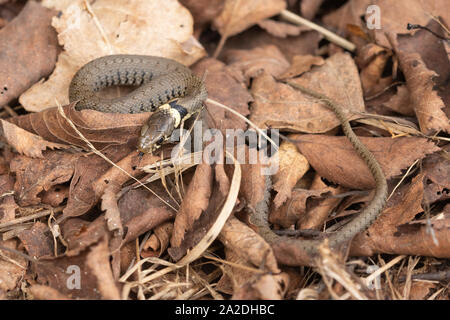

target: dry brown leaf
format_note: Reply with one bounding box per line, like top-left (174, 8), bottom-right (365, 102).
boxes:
top-left (101, 182), bottom-right (123, 236)
top-left (28, 285), bottom-right (70, 300)
top-left (193, 58), bottom-right (252, 133)
top-left (225, 45), bottom-right (290, 84)
top-left (1, 119), bottom-right (71, 158)
top-left (270, 188), bottom-right (328, 228)
top-left (300, 0), bottom-right (323, 20)
top-left (20, 0), bottom-right (205, 112)
top-left (17, 222), bottom-right (54, 258)
top-left (257, 19), bottom-right (309, 38)
top-left (0, 175), bottom-right (17, 223)
top-left (0, 1), bottom-right (58, 108)
top-left (141, 222), bottom-right (173, 258)
top-left (222, 24), bottom-right (321, 62)
top-left (292, 135), bottom-right (440, 189)
top-left (388, 33), bottom-right (449, 134)
top-left (422, 146), bottom-right (450, 204)
top-left (179, 0), bottom-right (225, 33)
top-left (272, 141), bottom-right (310, 209)
top-left (219, 216), bottom-right (280, 274)
top-left (63, 183), bottom-right (175, 256)
top-left (298, 174), bottom-right (344, 230)
top-left (170, 162), bottom-right (213, 247)
top-left (41, 185), bottom-right (69, 207)
top-left (250, 52), bottom-right (364, 132)
top-left (8, 103), bottom-right (148, 151)
top-left (10, 151), bottom-right (79, 206)
top-left (86, 237), bottom-right (121, 300)
top-left (382, 85), bottom-right (415, 116)
top-left (277, 54), bottom-right (325, 79)
top-left (0, 239), bottom-right (26, 292)
top-left (323, 0), bottom-right (449, 48)
top-left (213, 0), bottom-right (286, 38)
top-left (351, 173), bottom-right (450, 258)
top-left (233, 273), bottom-right (289, 300)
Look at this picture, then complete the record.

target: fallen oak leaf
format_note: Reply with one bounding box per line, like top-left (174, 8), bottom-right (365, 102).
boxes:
top-left (1, 119), bottom-right (71, 158)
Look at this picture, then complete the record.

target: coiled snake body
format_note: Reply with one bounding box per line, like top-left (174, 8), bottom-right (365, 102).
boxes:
top-left (68, 55), bottom-right (387, 265)
top-left (69, 54), bottom-right (207, 153)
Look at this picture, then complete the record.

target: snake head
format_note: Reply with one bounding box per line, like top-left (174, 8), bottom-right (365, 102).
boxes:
top-left (137, 106), bottom-right (176, 154)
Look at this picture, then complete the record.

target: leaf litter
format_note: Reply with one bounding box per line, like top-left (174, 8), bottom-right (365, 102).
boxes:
top-left (0, 0), bottom-right (448, 300)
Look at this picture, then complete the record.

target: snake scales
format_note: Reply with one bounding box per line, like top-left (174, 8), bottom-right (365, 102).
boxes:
top-left (68, 55), bottom-right (388, 265)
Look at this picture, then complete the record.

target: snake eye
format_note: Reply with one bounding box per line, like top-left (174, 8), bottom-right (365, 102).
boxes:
top-left (157, 137), bottom-right (164, 144)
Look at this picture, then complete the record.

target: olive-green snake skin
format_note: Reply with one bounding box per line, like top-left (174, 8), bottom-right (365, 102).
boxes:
top-left (68, 55), bottom-right (387, 266)
top-left (69, 54), bottom-right (207, 153)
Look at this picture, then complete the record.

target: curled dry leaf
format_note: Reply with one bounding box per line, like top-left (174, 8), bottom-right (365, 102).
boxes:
top-left (388, 33), bottom-right (449, 135)
top-left (0, 0), bottom-right (58, 108)
top-left (1, 119), bottom-right (71, 159)
top-left (293, 135), bottom-right (440, 189)
top-left (251, 52), bottom-right (364, 132)
top-left (213, 0), bottom-right (286, 39)
top-left (351, 174), bottom-right (450, 258)
top-left (20, 0), bottom-right (205, 112)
